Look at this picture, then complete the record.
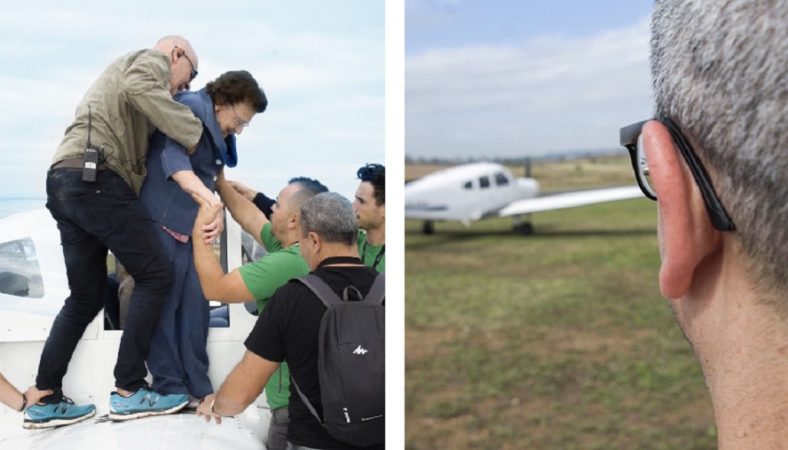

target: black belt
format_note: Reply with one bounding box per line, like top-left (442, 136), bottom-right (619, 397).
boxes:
top-left (51, 157), bottom-right (107, 171)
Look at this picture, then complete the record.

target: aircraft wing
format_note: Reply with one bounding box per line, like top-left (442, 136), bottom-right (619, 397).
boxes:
top-left (498, 186), bottom-right (642, 217)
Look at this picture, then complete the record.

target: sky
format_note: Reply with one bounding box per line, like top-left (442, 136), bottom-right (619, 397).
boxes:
top-left (0, 0), bottom-right (384, 208)
top-left (406, 0), bottom-right (655, 159)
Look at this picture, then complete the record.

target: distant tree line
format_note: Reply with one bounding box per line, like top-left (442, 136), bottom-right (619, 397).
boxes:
top-left (404, 148), bottom-right (624, 166)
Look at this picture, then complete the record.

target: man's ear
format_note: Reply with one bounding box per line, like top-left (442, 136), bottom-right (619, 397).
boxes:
top-left (287, 212), bottom-right (299, 230)
top-left (642, 120), bottom-right (722, 299)
top-left (308, 231), bottom-right (321, 252)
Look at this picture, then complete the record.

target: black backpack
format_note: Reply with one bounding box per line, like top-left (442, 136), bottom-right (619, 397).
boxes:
top-left (291, 272), bottom-right (385, 447)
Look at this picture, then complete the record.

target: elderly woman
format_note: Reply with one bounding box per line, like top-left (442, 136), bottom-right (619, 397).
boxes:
top-left (120, 70), bottom-right (267, 419)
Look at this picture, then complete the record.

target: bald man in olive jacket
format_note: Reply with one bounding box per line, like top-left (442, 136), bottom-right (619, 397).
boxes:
top-left (25, 36), bottom-right (204, 429)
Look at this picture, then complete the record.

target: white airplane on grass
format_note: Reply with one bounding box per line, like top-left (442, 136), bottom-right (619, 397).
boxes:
top-left (405, 162), bottom-right (642, 234)
top-left (0, 208), bottom-right (267, 449)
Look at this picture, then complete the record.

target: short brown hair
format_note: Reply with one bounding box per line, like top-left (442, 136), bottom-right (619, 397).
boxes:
top-left (206, 70), bottom-right (267, 113)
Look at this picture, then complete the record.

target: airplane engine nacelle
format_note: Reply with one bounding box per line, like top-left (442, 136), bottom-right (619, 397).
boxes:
top-left (517, 177), bottom-right (540, 199)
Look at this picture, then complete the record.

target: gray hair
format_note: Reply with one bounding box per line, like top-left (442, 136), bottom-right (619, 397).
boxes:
top-left (299, 192), bottom-right (358, 246)
top-left (651, 0), bottom-right (788, 300)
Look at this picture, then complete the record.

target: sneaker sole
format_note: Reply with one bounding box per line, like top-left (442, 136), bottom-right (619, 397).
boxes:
top-left (23, 409), bottom-right (96, 429)
top-left (108, 400), bottom-right (188, 421)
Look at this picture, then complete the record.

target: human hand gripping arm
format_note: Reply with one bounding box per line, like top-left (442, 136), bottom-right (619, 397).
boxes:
top-left (216, 172), bottom-right (268, 245)
top-left (191, 193), bottom-right (255, 303)
top-left (171, 170), bottom-right (224, 244)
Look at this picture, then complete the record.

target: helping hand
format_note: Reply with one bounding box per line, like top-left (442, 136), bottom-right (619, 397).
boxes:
top-left (196, 394), bottom-right (222, 424)
top-left (191, 193), bottom-right (224, 244)
top-left (201, 208), bottom-right (225, 244)
top-left (22, 386), bottom-right (53, 409)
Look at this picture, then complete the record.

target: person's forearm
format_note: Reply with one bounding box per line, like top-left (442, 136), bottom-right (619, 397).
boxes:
top-left (211, 393), bottom-right (249, 417)
top-left (212, 353), bottom-right (274, 416)
top-left (192, 234), bottom-right (229, 300)
top-left (216, 179), bottom-right (267, 239)
top-left (0, 374), bottom-right (24, 411)
top-left (171, 170), bottom-right (218, 206)
top-left (191, 228), bottom-right (252, 302)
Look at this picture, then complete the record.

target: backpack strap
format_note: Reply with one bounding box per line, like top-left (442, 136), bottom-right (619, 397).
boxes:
top-left (298, 273), bottom-right (385, 306)
top-left (363, 273), bottom-right (385, 305)
top-left (297, 274), bottom-right (344, 308)
top-left (342, 285), bottom-right (363, 302)
top-left (290, 375), bottom-right (323, 426)
top-left (290, 273), bottom-right (339, 428)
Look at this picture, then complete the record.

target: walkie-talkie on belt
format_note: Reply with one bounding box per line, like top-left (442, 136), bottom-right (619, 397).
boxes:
top-left (83, 106), bottom-right (101, 183)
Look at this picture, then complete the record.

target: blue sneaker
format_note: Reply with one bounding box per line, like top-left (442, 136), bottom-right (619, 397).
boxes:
top-left (23, 396), bottom-right (96, 429)
top-left (109, 386), bottom-right (188, 421)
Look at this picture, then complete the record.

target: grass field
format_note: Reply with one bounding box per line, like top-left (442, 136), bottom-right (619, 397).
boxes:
top-left (405, 157), bottom-right (716, 449)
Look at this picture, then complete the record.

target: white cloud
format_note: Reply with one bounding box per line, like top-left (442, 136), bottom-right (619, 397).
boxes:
top-left (406, 17), bottom-right (654, 158)
top-left (0, 1), bottom-right (384, 202)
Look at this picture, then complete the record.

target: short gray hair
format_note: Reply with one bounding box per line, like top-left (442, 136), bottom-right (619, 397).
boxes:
top-left (299, 192), bottom-right (358, 246)
top-left (651, 0), bottom-right (788, 299)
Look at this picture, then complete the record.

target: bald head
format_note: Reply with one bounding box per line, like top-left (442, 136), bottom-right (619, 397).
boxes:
top-left (153, 35), bottom-right (199, 94)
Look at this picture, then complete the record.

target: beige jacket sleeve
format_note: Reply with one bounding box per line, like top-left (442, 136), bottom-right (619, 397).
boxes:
top-left (121, 51), bottom-right (203, 153)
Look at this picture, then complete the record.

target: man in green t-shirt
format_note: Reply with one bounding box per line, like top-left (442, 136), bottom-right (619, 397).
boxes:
top-left (354, 164), bottom-right (385, 272)
top-left (228, 165), bottom-right (386, 273)
top-left (191, 172), bottom-right (327, 450)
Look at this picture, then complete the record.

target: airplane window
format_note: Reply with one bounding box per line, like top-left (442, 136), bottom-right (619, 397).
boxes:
top-left (0, 237), bottom-right (44, 298)
top-left (463, 180), bottom-right (472, 190)
top-left (495, 172), bottom-right (509, 186)
top-left (479, 176), bottom-right (490, 189)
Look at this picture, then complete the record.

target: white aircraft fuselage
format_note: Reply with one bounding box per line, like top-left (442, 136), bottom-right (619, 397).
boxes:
top-left (405, 162), bottom-right (539, 224)
top-left (405, 161), bottom-right (643, 233)
top-left (0, 209), bottom-right (267, 448)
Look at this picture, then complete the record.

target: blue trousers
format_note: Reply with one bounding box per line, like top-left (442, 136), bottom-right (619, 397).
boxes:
top-left (38, 169), bottom-right (173, 399)
top-left (146, 226), bottom-right (212, 398)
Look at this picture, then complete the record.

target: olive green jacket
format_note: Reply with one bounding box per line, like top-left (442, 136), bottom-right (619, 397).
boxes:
top-left (52, 49), bottom-right (202, 194)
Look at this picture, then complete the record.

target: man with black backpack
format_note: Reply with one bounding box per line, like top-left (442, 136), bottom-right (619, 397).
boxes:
top-left (194, 192), bottom-right (385, 450)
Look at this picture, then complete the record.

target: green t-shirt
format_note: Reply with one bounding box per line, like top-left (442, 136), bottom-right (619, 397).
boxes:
top-left (358, 230), bottom-right (385, 272)
top-left (238, 222), bottom-right (309, 409)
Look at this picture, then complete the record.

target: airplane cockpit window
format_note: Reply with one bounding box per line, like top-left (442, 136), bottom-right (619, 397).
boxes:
top-left (479, 175), bottom-right (491, 189)
top-left (495, 172), bottom-right (509, 186)
top-left (463, 180), bottom-right (473, 190)
top-left (0, 237), bottom-right (44, 298)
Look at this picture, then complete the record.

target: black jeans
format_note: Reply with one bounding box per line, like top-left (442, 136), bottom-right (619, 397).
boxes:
top-left (36, 168), bottom-right (173, 401)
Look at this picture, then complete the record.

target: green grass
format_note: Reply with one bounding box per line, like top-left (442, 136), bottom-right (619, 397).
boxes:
top-left (405, 161), bottom-right (716, 449)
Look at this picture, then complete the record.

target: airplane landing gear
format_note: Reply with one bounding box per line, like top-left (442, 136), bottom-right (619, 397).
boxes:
top-left (513, 222), bottom-right (534, 235)
top-left (422, 220), bottom-right (435, 235)
top-left (512, 215), bottom-right (534, 235)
